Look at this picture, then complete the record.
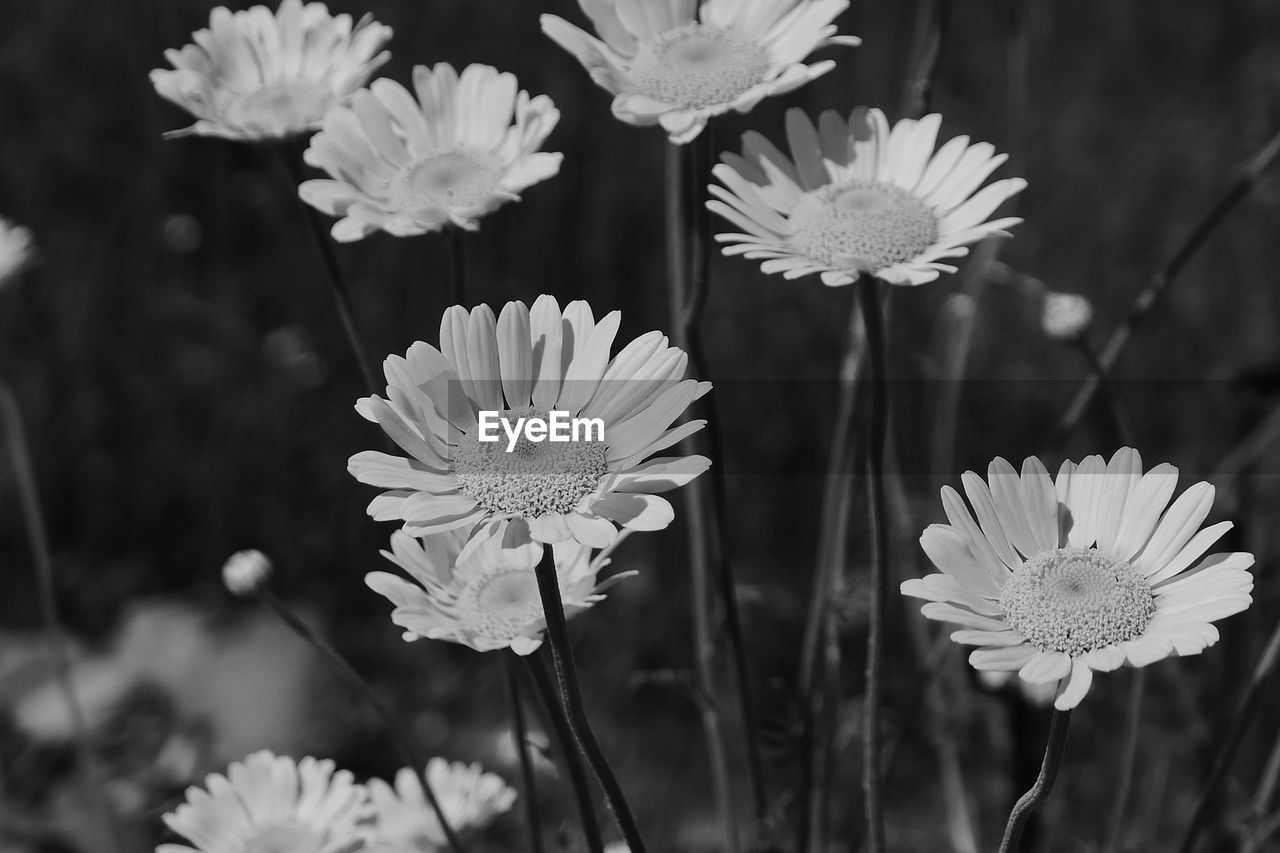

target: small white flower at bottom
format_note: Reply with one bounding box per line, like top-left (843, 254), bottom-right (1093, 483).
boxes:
top-left (366, 758), bottom-right (516, 849)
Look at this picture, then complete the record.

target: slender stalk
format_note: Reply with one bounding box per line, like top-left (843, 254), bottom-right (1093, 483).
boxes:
top-left (271, 143), bottom-right (379, 396)
top-left (1102, 669), bottom-right (1146, 853)
top-left (530, 548), bottom-right (646, 852)
top-left (449, 227), bottom-right (468, 307)
top-left (1072, 338), bottom-right (1136, 446)
top-left (504, 655), bottom-right (545, 853)
top-left (255, 588), bottom-right (467, 853)
top-left (523, 653), bottom-right (605, 853)
top-left (998, 709), bottom-right (1072, 853)
top-left (0, 381), bottom-right (122, 853)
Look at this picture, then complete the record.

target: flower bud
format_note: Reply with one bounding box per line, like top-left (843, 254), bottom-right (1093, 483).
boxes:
top-left (0, 218), bottom-right (33, 289)
top-left (1041, 292), bottom-right (1093, 341)
top-left (222, 549), bottom-right (272, 597)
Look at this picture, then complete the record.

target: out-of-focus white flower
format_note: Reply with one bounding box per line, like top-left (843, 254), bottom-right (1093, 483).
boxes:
top-left (604, 844), bottom-right (631, 853)
top-left (221, 549), bottom-right (273, 597)
top-left (299, 63), bottom-right (562, 241)
top-left (542, 0), bottom-right (859, 144)
top-left (367, 759), bottom-right (516, 849)
top-left (151, 0), bottom-right (392, 140)
top-left (0, 217), bottom-right (33, 288)
top-left (977, 669), bottom-right (1057, 706)
top-left (1042, 292), bottom-right (1094, 341)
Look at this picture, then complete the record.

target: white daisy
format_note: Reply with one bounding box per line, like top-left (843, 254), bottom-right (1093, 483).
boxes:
top-left (151, 0), bottom-right (392, 141)
top-left (367, 759), bottom-right (516, 850)
top-left (299, 63), bottom-right (563, 241)
top-left (541, 0), bottom-right (859, 144)
top-left (902, 448), bottom-right (1255, 710)
top-left (158, 750), bottom-right (367, 853)
top-left (365, 525), bottom-right (633, 654)
top-left (0, 217), bottom-right (32, 288)
top-left (709, 106), bottom-right (1026, 286)
top-left (347, 296), bottom-right (712, 549)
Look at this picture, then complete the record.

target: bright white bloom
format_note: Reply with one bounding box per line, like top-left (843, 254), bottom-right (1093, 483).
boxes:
top-left (348, 296), bottom-right (712, 550)
top-left (1042, 292), bottom-right (1093, 341)
top-left (541, 0), bottom-right (859, 144)
top-left (365, 526), bottom-right (632, 654)
top-left (367, 759), bottom-right (516, 849)
top-left (300, 63), bottom-right (562, 241)
top-left (903, 448), bottom-right (1254, 710)
top-left (710, 107), bottom-right (1026, 286)
top-left (0, 218), bottom-right (32, 288)
top-left (158, 750), bottom-right (367, 853)
top-left (150, 0), bottom-right (392, 141)
top-left (221, 549), bottom-right (273, 597)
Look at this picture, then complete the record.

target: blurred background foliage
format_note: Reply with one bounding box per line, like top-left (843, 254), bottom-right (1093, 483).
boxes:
top-left (2, 0), bottom-right (1280, 850)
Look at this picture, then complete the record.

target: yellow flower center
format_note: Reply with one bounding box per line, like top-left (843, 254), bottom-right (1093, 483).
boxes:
top-left (1000, 547), bottom-right (1156, 656)
top-left (240, 825), bottom-right (324, 853)
top-left (224, 82), bottom-right (332, 136)
top-left (787, 181), bottom-right (939, 272)
top-left (390, 149), bottom-right (502, 213)
top-left (456, 565), bottom-right (544, 642)
top-left (629, 24), bottom-right (771, 109)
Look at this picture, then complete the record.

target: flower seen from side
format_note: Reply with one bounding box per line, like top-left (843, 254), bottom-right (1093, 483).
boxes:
top-left (367, 759), bottom-right (516, 850)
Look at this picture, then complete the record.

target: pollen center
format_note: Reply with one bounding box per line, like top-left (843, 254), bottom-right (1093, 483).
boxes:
top-left (456, 565), bottom-right (544, 641)
top-left (1000, 547), bottom-right (1156, 657)
top-left (452, 407), bottom-right (609, 517)
top-left (629, 24), bottom-right (771, 109)
top-left (391, 149), bottom-right (503, 213)
top-left (224, 82), bottom-right (331, 136)
top-left (787, 181), bottom-right (939, 272)
top-left (240, 825), bottom-right (324, 853)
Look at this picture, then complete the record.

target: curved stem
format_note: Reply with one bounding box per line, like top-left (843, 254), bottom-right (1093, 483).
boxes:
top-left (256, 588), bottom-right (467, 853)
top-left (998, 708), bottom-right (1072, 853)
top-left (531, 549), bottom-right (646, 853)
top-left (449, 227), bottom-right (468, 307)
top-left (504, 655), bottom-right (545, 853)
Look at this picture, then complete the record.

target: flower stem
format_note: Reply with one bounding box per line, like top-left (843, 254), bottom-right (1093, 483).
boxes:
top-left (255, 587), bottom-right (467, 853)
top-left (449, 227), bottom-right (468, 307)
top-left (1070, 337), bottom-right (1135, 447)
top-left (0, 380), bottom-right (123, 853)
top-left (998, 708), bottom-right (1072, 853)
top-left (271, 143), bottom-right (379, 397)
top-left (504, 655), bottom-right (545, 853)
top-left (1102, 668), bottom-right (1146, 853)
top-left (531, 547), bottom-right (646, 853)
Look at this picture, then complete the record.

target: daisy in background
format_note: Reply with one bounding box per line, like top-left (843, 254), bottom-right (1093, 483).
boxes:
top-left (902, 448), bottom-right (1254, 710)
top-left (367, 759), bottom-right (515, 850)
top-left (158, 750), bottom-right (367, 853)
top-left (710, 107), bottom-right (1026, 286)
top-left (0, 217), bottom-right (33, 288)
top-left (541, 0), bottom-right (859, 144)
top-left (151, 0), bottom-right (392, 141)
top-left (348, 296), bottom-right (711, 549)
top-left (300, 63), bottom-right (562, 241)
top-left (365, 526), bottom-right (634, 654)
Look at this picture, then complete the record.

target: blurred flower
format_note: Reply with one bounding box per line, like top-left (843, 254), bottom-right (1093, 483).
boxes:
top-left (367, 759), bottom-right (516, 849)
top-left (221, 549), bottom-right (273, 597)
top-left (902, 448), bottom-right (1254, 710)
top-left (976, 669), bottom-right (1057, 706)
top-left (605, 845), bottom-right (631, 853)
top-left (364, 526), bottom-right (633, 654)
top-left (541, 0), bottom-right (858, 144)
top-left (0, 217), bottom-right (33, 288)
top-left (300, 63), bottom-right (562, 241)
top-left (1042, 291), bottom-right (1094, 341)
top-left (159, 750), bottom-right (367, 853)
top-left (150, 0), bottom-right (391, 141)
top-left (710, 107), bottom-right (1026, 286)
top-left (348, 296), bottom-right (711, 549)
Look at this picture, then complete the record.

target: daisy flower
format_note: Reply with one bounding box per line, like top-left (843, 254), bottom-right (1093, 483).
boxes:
top-left (365, 526), bottom-right (633, 654)
top-left (347, 296), bottom-right (712, 549)
top-left (710, 107), bottom-right (1026, 286)
top-left (540, 0), bottom-right (859, 144)
top-left (299, 63), bottom-right (563, 241)
top-left (0, 217), bottom-right (32, 288)
top-left (367, 759), bottom-right (516, 849)
top-left (902, 448), bottom-right (1255, 710)
top-left (150, 0), bottom-right (391, 141)
top-left (158, 750), bottom-right (367, 853)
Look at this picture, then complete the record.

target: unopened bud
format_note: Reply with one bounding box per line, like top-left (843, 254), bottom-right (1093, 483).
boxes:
top-left (1042, 292), bottom-right (1093, 341)
top-left (222, 549), bottom-right (272, 597)
top-left (0, 218), bottom-right (33, 289)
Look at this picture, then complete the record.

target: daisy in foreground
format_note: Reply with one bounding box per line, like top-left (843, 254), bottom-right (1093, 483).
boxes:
top-left (541, 0), bottom-right (859, 144)
top-left (366, 526), bottom-right (633, 654)
top-left (348, 296), bottom-right (711, 549)
top-left (903, 448), bottom-right (1254, 710)
top-left (158, 751), bottom-right (366, 853)
top-left (150, 0), bottom-right (392, 141)
top-left (300, 63), bottom-right (562, 241)
top-left (710, 107), bottom-right (1026, 286)
top-left (367, 759), bottom-right (516, 848)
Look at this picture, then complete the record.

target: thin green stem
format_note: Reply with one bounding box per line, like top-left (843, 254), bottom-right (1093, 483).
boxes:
top-left (1072, 338), bottom-right (1136, 447)
top-left (449, 227), bottom-right (468, 307)
top-left (998, 709), bottom-right (1072, 853)
top-left (1102, 669), bottom-right (1146, 853)
top-left (504, 655), bottom-right (545, 853)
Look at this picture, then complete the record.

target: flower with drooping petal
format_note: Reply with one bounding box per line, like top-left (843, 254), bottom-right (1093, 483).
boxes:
top-left (902, 448), bottom-right (1254, 710)
top-left (367, 759), bottom-right (516, 849)
top-left (710, 107), bottom-right (1026, 286)
top-left (151, 0), bottom-right (392, 141)
top-left (299, 63), bottom-right (562, 241)
top-left (347, 296), bottom-right (712, 550)
top-left (541, 0), bottom-right (859, 144)
top-left (365, 525), bottom-right (633, 654)
top-left (158, 750), bottom-right (367, 853)
top-left (0, 218), bottom-right (32, 289)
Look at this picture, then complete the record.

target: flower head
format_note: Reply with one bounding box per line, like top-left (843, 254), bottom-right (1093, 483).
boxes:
top-left (300, 63), bottom-right (562, 241)
top-left (221, 549), bottom-right (273, 597)
top-left (1042, 291), bottom-right (1094, 342)
top-left (0, 218), bottom-right (32, 288)
top-left (151, 0), bottom-right (392, 141)
top-left (710, 107), bottom-right (1026, 286)
top-left (541, 0), bottom-right (859, 144)
top-left (348, 296), bottom-right (711, 550)
top-left (159, 750), bottom-right (367, 853)
top-left (903, 448), bottom-right (1254, 710)
top-left (367, 759), bottom-right (516, 849)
